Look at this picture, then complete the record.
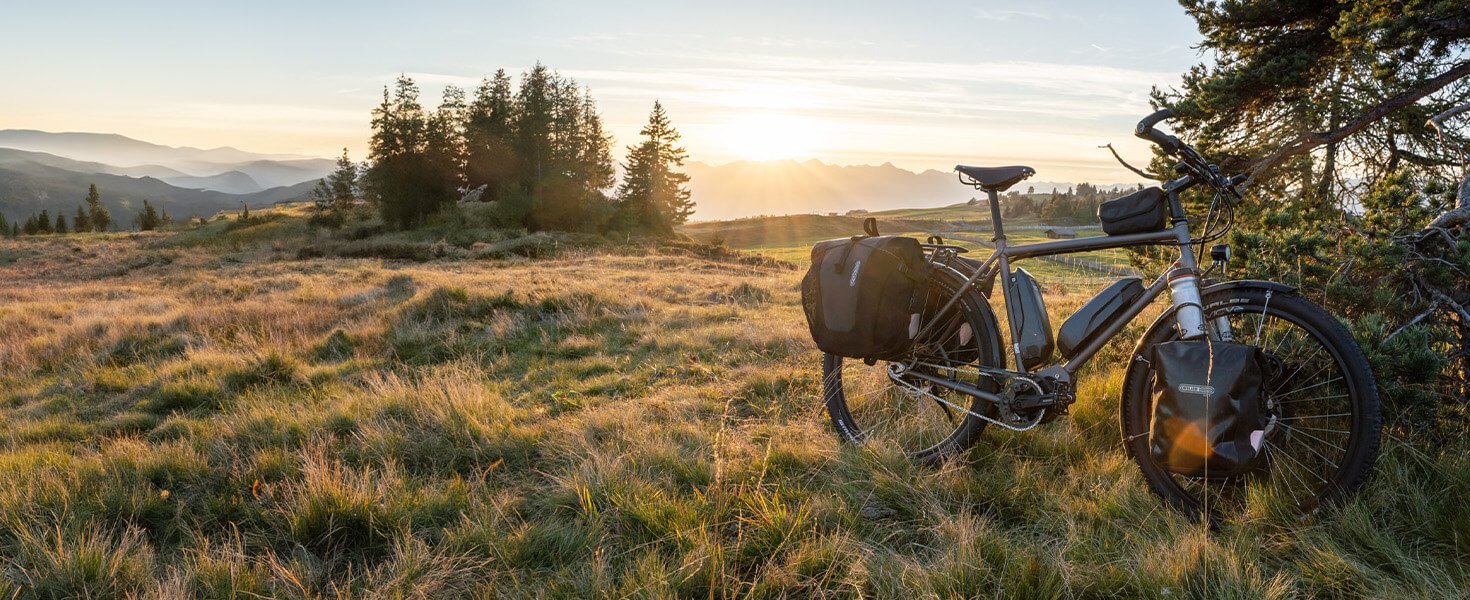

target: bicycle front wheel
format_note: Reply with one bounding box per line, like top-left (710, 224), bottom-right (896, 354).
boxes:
top-left (1121, 286), bottom-right (1382, 521)
top-left (822, 266), bottom-right (1005, 465)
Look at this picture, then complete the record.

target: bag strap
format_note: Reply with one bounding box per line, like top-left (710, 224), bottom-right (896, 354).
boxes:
top-left (835, 238), bottom-right (860, 272)
top-left (863, 218), bottom-right (880, 237)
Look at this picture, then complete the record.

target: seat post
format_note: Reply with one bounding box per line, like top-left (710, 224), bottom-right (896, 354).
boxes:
top-left (986, 188), bottom-right (1005, 242)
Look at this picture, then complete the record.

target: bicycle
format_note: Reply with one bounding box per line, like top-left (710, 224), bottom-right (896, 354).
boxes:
top-left (819, 109), bottom-right (1382, 521)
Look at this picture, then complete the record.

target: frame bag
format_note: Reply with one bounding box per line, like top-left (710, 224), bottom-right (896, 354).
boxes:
top-left (1149, 340), bottom-right (1269, 478)
top-left (1099, 187), bottom-right (1168, 236)
top-left (801, 234), bottom-right (928, 360)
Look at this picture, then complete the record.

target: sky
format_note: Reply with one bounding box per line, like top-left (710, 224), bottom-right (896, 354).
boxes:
top-left (0, 1), bottom-right (1205, 182)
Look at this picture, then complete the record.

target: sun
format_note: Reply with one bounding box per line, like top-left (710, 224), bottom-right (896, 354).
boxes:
top-left (716, 112), bottom-right (819, 161)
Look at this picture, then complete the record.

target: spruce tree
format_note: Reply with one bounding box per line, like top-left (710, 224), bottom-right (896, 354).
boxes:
top-left (138, 200), bottom-right (160, 231)
top-left (37, 210), bottom-right (52, 234)
top-left (85, 184), bottom-right (111, 232)
top-left (514, 64), bottom-right (558, 187)
top-left (366, 75), bottom-right (454, 229)
top-left (310, 179), bottom-right (334, 211)
top-left (616, 101), bottom-right (693, 233)
top-left (327, 148), bottom-right (358, 206)
top-left (73, 205), bottom-right (91, 233)
top-left (54, 214), bottom-right (68, 234)
top-left (464, 70), bottom-right (517, 200)
top-left (0, 213), bottom-right (7, 237)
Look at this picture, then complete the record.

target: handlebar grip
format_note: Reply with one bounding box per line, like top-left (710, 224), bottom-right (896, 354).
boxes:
top-left (1135, 108), bottom-right (1174, 136)
top-left (1142, 129), bottom-right (1182, 155)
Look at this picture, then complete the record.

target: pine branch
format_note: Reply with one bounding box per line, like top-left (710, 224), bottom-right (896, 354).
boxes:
top-left (1245, 60), bottom-right (1470, 185)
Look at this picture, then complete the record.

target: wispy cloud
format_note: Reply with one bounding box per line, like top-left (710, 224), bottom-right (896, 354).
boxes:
top-left (973, 8), bottom-right (1051, 21)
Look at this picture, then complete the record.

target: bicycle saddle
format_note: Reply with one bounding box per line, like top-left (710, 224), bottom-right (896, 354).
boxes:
top-left (955, 165), bottom-right (1036, 192)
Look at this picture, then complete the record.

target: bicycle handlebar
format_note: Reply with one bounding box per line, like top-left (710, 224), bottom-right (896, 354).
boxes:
top-left (1134, 108), bottom-right (1183, 155)
top-left (1135, 108), bottom-right (1174, 135)
top-left (1133, 108), bottom-right (1242, 195)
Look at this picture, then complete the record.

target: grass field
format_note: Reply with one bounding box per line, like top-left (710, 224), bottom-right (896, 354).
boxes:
top-left (0, 212), bottom-right (1465, 598)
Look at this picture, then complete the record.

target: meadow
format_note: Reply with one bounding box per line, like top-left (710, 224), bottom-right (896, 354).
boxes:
top-left (0, 207), bottom-right (1465, 598)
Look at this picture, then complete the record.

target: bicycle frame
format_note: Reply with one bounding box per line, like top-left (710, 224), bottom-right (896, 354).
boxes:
top-left (909, 174), bottom-right (1209, 407)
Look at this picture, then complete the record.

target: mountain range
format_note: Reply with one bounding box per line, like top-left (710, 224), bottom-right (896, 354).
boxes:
top-left (683, 159), bottom-right (1138, 221)
top-left (0, 130), bottom-right (335, 225)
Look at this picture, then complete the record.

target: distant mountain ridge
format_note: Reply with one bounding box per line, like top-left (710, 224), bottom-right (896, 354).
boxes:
top-left (0, 129), bottom-right (311, 169)
top-left (0, 129), bottom-right (333, 194)
top-left (684, 159), bottom-right (1138, 221)
top-left (0, 131), bottom-right (333, 225)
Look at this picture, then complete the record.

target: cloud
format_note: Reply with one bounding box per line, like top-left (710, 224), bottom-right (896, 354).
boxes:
top-left (973, 8), bottom-right (1052, 21)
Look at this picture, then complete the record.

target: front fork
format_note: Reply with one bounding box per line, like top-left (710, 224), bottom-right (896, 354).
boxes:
top-left (1167, 268), bottom-right (1234, 341)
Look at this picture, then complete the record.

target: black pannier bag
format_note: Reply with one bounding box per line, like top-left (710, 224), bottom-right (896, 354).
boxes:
top-left (1149, 340), bottom-right (1269, 478)
top-left (1099, 187), bottom-right (1168, 236)
top-left (801, 235), bottom-right (929, 360)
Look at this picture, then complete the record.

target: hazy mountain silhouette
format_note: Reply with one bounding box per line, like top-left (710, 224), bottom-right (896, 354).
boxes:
top-left (0, 130), bottom-right (332, 192)
top-left (684, 159), bottom-right (1136, 221)
top-left (0, 129), bottom-right (307, 167)
top-left (0, 149), bottom-right (316, 225)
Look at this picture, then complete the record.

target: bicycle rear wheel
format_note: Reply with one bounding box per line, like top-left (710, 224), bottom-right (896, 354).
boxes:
top-left (822, 266), bottom-right (1004, 464)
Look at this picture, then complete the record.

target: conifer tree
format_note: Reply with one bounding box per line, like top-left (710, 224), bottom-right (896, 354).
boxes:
top-left (137, 200), bottom-right (160, 231)
top-left (23, 215), bottom-right (38, 235)
top-left (0, 213), bottom-right (7, 237)
top-left (311, 179), bottom-right (334, 210)
top-left (54, 214), bottom-right (67, 234)
top-left (427, 85), bottom-right (468, 194)
top-left (514, 64), bottom-right (558, 188)
top-left (616, 101), bottom-right (693, 234)
top-left (73, 206), bottom-right (91, 233)
top-left (366, 75), bottom-right (455, 228)
top-left (85, 184), bottom-right (111, 232)
top-left (464, 70), bottom-right (517, 200)
top-left (37, 210), bottom-right (52, 234)
top-left (327, 148), bottom-right (358, 206)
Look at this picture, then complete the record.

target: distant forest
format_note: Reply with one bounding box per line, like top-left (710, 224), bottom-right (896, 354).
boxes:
top-left (996, 183), bottom-right (1138, 225)
top-left (346, 65), bottom-right (693, 235)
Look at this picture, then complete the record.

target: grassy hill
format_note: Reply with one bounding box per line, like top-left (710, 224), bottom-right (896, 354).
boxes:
top-left (0, 212), bottom-right (1463, 597)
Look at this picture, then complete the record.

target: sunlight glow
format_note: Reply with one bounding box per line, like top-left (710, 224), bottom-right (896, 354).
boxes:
top-left (715, 112), bottom-right (822, 161)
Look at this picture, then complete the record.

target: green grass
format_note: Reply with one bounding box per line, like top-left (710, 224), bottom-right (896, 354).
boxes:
top-left (0, 212), bottom-right (1464, 597)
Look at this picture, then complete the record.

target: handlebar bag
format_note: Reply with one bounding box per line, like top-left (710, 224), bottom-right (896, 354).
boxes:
top-left (1099, 187), bottom-right (1168, 235)
top-left (1148, 339), bottom-right (1269, 479)
top-left (801, 235), bottom-right (929, 360)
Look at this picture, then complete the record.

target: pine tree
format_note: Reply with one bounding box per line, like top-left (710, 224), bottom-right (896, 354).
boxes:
top-left (366, 75), bottom-right (454, 229)
top-left (137, 200), bottom-right (160, 231)
top-left (427, 85), bottom-right (467, 194)
top-left (85, 184), bottom-right (111, 232)
top-left (311, 179), bottom-right (334, 209)
top-left (464, 70), bottom-right (517, 200)
top-left (37, 210), bottom-right (53, 234)
top-left (54, 214), bottom-right (68, 234)
top-left (327, 148), bottom-right (357, 206)
top-left (23, 215), bottom-right (38, 235)
top-left (514, 64), bottom-right (559, 188)
top-left (0, 213), bottom-right (7, 237)
top-left (615, 101), bottom-right (693, 234)
top-left (73, 205), bottom-right (92, 233)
